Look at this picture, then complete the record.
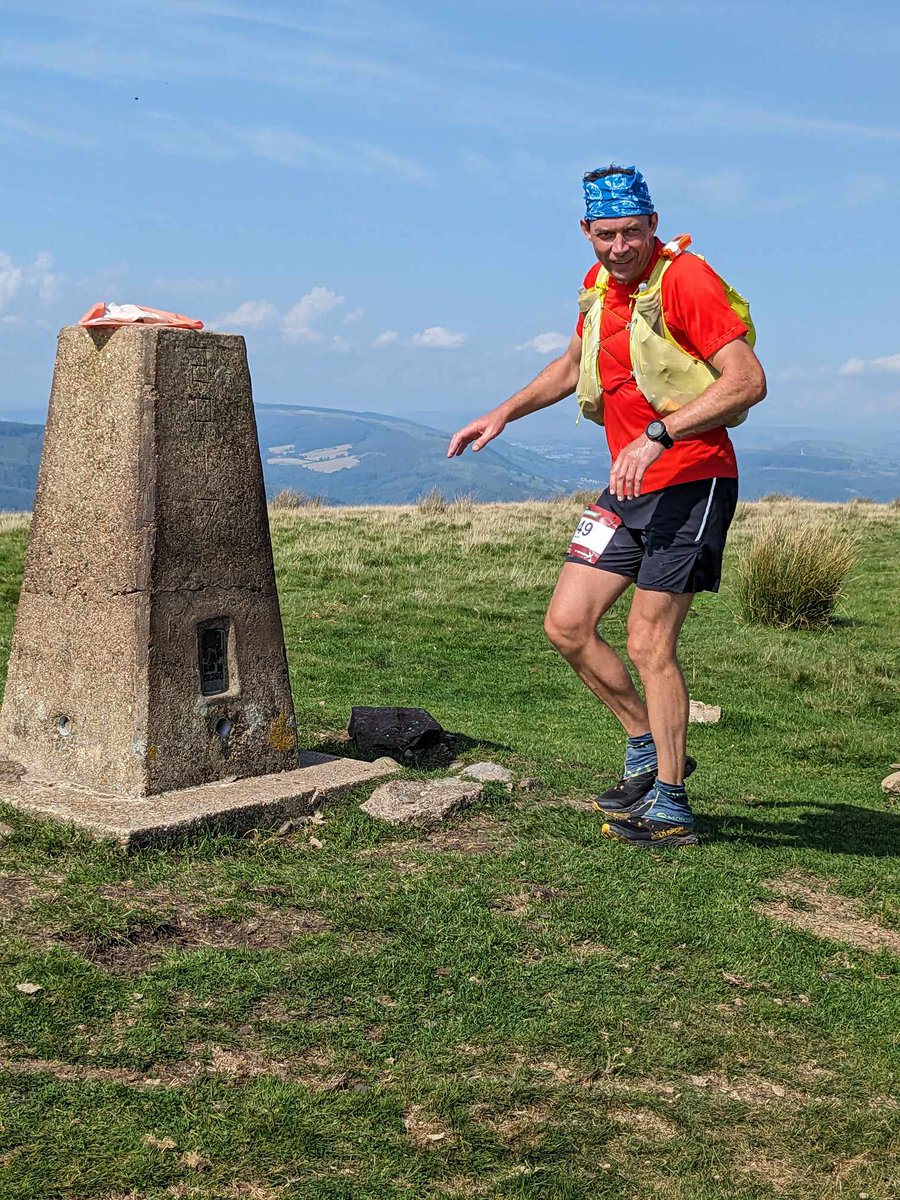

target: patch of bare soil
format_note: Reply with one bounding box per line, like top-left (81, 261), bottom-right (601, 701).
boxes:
top-left (219, 1185), bottom-right (285, 1200)
top-left (492, 883), bottom-right (570, 919)
top-left (426, 816), bottom-right (516, 854)
top-left (0, 872), bottom-right (60, 925)
top-left (0, 1043), bottom-right (358, 1092)
top-left (738, 1151), bottom-right (804, 1193)
top-left (51, 885), bottom-right (331, 972)
top-left (609, 1107), bottom-right (677, 1140)
top-left (403, 1105), bottom-right (453, 1149)
top-left (361, 815), bottom-right (515, 863)
top-left (487, 1103), bottom-right (551, 1151)
top-left (684, 1072), bottom-right (802, 1106)
top-left (568, 940), bottom-right (610, 958)
top-left (757, 873), bottom-right (900, 955)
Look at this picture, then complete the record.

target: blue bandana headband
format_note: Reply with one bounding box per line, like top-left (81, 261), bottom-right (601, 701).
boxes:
top-left (583, 166), bottom-right (654, 221)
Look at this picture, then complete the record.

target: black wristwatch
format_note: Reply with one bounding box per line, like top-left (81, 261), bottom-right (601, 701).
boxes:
top-left (645, 419), bottom-right (674, 449)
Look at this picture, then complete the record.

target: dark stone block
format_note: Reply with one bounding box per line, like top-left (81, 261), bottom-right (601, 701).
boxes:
top-left (348, 707), bottom-right (446, 758)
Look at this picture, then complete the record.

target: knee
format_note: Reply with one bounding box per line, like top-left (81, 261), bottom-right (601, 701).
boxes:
top-left (626, 624), bottom-right (672, 675)
top-left (544, 609), bottom-right (590, 659)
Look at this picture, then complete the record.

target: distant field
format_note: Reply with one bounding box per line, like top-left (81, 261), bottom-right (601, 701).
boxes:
top-left (0, 497), bottom-right (898, 1200)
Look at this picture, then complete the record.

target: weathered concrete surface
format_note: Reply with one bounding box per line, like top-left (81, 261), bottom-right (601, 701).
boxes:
top-left (0, 752), bottom-right (400, 851)
top-left (360, 777), bottom-right (482, 826)
top-left (0, 325), bottom-right (298, 796)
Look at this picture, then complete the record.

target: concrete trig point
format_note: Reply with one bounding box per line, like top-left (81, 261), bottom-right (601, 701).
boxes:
top-left (0, 325), bottom-right (396, 848)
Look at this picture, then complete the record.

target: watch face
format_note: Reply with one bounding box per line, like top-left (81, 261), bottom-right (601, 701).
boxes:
top-left (647, 421), bottom-right (664, 439)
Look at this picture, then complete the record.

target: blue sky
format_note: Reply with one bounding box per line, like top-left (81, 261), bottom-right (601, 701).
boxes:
top-left (1, 0), bottom-right (899, 440)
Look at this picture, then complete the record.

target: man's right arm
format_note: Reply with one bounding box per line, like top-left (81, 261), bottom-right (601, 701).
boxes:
top-left (447, 332), bottom-right (582, 457)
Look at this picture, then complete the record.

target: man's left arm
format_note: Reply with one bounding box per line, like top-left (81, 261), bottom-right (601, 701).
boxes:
top-left (609, 337), bottom-right (767, 501)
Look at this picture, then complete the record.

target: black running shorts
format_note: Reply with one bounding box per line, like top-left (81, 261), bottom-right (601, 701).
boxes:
top-left (565, 477), bottom-right (739, 594)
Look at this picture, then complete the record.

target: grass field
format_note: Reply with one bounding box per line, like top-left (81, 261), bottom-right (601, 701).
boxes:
top-left (0, 497), bottom-right (898, 1200)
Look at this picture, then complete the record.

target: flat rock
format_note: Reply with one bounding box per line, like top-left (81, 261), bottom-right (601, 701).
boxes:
top-left (361, 778), bottom-right (482, 827)
top-left (881, 771), bottom-right (900, 795)
top-left (689, 700), bottom-right (722, 724)
top-left (460, 761), bottom-right (514, 787)
top-left (348, 707), bottom-right (446, 758)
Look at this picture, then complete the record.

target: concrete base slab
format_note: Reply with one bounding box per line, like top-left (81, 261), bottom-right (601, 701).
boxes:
top-left (0, 751), bottom-right (400, 850)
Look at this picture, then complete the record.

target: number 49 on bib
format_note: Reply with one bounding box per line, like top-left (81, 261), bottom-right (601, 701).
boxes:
top-left (567, 505), bottom-right (622, 565)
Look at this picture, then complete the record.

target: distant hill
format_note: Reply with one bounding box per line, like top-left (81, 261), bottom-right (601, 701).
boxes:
top-left (735, 442), bottom-right (900, 502)
top-left (1, 408), bottom-right (898, 508)
top-left (0, 421), bottom-right (43, 509)
top-left (254, 405), bottom-right (567, 503)
top-left (513, 431), bottom-right (900, 503)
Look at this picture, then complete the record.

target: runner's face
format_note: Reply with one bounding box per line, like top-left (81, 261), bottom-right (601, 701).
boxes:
top-left (580, 213), bottom-right (659, 284)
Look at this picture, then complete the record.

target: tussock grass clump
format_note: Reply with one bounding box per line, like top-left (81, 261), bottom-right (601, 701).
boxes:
top-left (417, 487), bottom-right (449, 515)
top-left (735, 511), bottom-right (858, 629)
top-left (270, 488), bottom-right (323, 510)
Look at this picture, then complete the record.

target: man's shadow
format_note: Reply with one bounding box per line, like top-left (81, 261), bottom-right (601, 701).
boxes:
top-left (698, 800), bottom-right (900, 857)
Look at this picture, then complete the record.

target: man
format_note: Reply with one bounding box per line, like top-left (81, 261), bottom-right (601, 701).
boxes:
top-left (447, 165), bottom-right (766, 848)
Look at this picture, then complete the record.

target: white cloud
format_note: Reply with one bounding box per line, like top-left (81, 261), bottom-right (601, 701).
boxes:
top-left (0, 253), bottom-right (24, 311)
top-left (373, 330), bottom-right (400, 348)
top-left (343, 306), bottom-right (366, 325)
top-left (283, 286), bottom-right (345, 343)
top-left (839, 354), bottom-right (900, 376)
top-left (138, 114), bottom-right (233, 162)
top-left (0, 250), bottom-right (61, 312)
top-left (0, 110), bottom-right (96, 149)
top-left (410, 325), bottom-right (466, 349)
top-left (218, 299), bottom-right (277, 328)
top-left (233, 126), bottom-right (430, 185)
top-left (517, 331), bottom-right (569, 354)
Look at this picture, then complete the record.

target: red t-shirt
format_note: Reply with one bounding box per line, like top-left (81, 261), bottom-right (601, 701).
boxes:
top-left (575, 239), bottom-right (748, 492)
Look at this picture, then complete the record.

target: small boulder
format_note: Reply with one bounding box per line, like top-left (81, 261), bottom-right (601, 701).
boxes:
top-left (460, 761), bottom-right (514, 789)
top-left (881, 771), bottom-right (900, 795)
top-left (348, 707), bottom-right (446, 759)
top-left (361, 778), bottom-right (482, 827)
top-left (689, 700), bottom-right (722, 724)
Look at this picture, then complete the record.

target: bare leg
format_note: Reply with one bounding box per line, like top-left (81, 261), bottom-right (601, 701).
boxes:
top-left (544, 564), bottom-right (648, 735)
top-left (625, 588), bottom-right (695, 785)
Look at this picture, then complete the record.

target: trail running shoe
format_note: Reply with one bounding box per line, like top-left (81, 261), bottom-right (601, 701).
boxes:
top-left (592, 755), bottom-right (697, 818)
top-left (601, 812), bottom-right (699, 849)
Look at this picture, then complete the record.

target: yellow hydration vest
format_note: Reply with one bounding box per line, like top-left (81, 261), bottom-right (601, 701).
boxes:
top-left (576, 236), bottom-right (755, 428)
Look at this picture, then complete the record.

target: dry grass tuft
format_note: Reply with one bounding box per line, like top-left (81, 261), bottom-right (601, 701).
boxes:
top-left (269, 488), bottom-right (323, 509)
top-left (0, 511), bottom-right (30, 534)
top-left (416, 486), bottom-right (449, 515)
top-left (734, 509), bottom-right (858, 629)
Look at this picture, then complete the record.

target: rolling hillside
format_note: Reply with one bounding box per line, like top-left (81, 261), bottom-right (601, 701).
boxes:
top-left (0, 421), bottom-right (43, 510)
top-left (254, 404), bottom-right (566, 503)
top-left (1, 408), bottom-right (898, 508)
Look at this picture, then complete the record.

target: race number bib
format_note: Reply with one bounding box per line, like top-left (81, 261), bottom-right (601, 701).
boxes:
top-left (567, 505), bottom-right (622, 565)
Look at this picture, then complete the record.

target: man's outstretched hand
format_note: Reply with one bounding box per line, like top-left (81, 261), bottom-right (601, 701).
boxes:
top-left (447, 410), bottom-right (507, 457)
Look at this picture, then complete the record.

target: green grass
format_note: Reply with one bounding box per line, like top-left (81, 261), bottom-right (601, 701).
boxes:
top-left (0, 498), bottom-right (898, 1199)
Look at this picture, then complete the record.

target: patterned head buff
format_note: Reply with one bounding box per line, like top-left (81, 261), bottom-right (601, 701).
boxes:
top-left (583, 166), bottom-right (654, 221)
